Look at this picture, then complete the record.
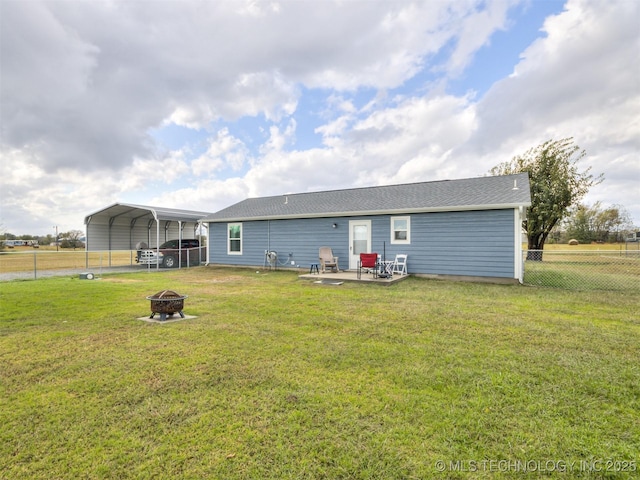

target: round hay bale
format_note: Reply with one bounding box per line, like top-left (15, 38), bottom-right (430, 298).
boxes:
top-left (568, 239), bottom-right (579, 246)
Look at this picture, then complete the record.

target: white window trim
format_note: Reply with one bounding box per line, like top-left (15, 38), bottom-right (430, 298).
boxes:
top-left (390, 216), bottom-right (411, 244)
top-left (227, 222), bottom-right (243, 255)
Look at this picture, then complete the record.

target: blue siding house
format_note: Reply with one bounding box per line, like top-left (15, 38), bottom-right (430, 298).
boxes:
top-left (202, 173), bottom-right (531, 282)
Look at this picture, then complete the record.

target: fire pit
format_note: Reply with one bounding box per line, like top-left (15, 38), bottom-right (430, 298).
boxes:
top-left (146, 290), bottom-right (188, 321)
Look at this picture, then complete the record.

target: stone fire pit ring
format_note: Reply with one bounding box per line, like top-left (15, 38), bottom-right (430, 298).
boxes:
top-left (147, 290), bottom-right (188, 321)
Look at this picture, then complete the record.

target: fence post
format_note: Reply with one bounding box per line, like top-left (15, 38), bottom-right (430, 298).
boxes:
top-left (34, 250), bottom-right (37, 280)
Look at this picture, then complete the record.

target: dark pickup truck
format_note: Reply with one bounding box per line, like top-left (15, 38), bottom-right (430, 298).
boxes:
top-left (137, 239), bottom-right (203, 268)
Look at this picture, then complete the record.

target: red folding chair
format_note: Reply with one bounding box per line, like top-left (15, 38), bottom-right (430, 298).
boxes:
top-left (357, 253), bottom-right (378, 279)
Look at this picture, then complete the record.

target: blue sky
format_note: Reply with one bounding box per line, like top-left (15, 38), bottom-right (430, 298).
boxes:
top-left (1, 0), bottom-right (638, 235)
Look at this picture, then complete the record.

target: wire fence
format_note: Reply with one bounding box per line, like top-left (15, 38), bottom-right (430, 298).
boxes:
top-left (3, 246), bottom-right (639, 291)
top-left (523, 246), bottom-right (640, 292)
top-left (0, 248), bottom-right (206, 281)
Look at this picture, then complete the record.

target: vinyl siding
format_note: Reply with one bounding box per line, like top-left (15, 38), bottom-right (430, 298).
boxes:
top-left (208, 208), bottom-right (516, 278)
top-left (209, 218), bottom-right (350, 268)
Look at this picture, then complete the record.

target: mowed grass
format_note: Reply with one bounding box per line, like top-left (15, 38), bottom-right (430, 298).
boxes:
top-left (1, 268), bottom-right (638, 479)
top-left (0, 248), bottom-right (137, 273)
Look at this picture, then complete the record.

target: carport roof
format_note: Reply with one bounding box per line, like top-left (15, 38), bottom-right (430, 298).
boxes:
top-left (84, 203), bottom-right (213, 224)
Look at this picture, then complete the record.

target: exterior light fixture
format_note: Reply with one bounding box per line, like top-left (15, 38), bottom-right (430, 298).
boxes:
top-left (332, 223), bottom-right (337, 228)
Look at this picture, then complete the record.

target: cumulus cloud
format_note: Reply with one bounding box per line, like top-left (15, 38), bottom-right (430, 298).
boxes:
top-left (1, 0), bottom-right (638, 234)
top-left (457, 0), bottom-right (639, 215)
top-left (191, 129), bottom-right (250, 176)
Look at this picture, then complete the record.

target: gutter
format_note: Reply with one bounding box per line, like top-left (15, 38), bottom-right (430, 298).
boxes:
top-left (202, 203), bottom-right (532, 223)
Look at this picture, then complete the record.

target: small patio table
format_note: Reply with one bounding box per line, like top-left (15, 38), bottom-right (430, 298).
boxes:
top-left (380, 260), bottom-right (394, 277)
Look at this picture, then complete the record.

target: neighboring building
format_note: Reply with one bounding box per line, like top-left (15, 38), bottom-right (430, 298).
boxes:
top-left (627, 231), bottom-right (640, 242)
top-left (202, 173), bottom-right (531, 283)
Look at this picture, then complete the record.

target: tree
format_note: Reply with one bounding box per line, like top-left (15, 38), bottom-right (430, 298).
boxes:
top-left (60, 230), bottom-right (85, 250)
top-left (597, 204), bottom-right (632, 242)
top-left (564, 202), bottom-right (633, 243)
top-left (490, 138), bottom-right (603, 260)
top-left (564, 203), bottom-right (597, 243)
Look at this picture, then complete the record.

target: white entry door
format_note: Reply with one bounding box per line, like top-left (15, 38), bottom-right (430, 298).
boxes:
top-left (349, 220), bottom-right (371, 269)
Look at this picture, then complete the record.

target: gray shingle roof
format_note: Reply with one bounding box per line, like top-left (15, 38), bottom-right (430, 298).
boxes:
top-left (202, 173), bottom-right (531, 222)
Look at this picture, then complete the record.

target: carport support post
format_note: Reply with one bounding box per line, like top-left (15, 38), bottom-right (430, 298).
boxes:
top-left (155, 215), bottom-right (160, 271)
top-left (108, 217), bottom-right (116, 267)
top-left (85, 217), bottom-right (91, 269)
top-left (178, 221), bottom-right (183, 269)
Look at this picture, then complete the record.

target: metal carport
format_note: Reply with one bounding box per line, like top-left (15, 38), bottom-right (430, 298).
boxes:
top-left (84, 203), bottom-right (213, 269)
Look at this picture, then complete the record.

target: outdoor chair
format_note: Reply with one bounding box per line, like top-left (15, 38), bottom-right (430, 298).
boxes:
top-left (319, 246), bottom-right (339, 273)
top-left (357, 253), bottom-right (378, 279)
top-left (392, 254), bottom-right (408, 276)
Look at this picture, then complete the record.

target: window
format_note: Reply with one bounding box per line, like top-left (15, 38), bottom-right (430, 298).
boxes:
top-left (228, 223), bottom-right (242, 254)
top-left (391, 216), bottom-right (410, 244)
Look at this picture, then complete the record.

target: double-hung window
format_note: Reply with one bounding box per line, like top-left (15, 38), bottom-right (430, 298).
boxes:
top-left (228, 223), bottom-right (242, 254)
top-left (391, 216), bottom-right (410, 244)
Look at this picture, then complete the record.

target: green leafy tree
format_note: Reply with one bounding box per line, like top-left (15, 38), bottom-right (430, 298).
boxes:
top-left (37, 234), bottom-right (55, 246)
top-left (565, 204), bottom-right (596, 243)
top-left (60, 230), bottom-right (85, 250)
top-left (564, 202), bottom-right (633, 243)
top-left (596, 204), bottom-right (632, 242)
top-left (490, 138), bottom-right (603, 260)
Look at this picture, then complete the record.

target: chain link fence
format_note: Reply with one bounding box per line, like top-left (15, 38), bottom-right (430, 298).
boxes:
top-left (523, 245), bottom-right (640, 291)
top-left (4, 246), bottom-right (639, 291)
top-left (0, 248), bottom-right (206, 281)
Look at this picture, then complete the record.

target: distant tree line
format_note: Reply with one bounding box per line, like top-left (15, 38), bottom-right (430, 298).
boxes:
top-left (548, 202), bottom-right (637, 244)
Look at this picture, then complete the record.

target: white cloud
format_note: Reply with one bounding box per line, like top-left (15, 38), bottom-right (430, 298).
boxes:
top-left (192, 129), bottom-right (250, 176)
top-left (168, 106), bottom-right (217, 131)
top-left (260, 120), bottom-right (297, 154)
top-left (454, 0), bottom-right (640, 221)
top-left (2, 0), bottom-right (639, 234)
top-left (444, 0), bottom-right (519, 76)
top-left (147, 177), bottom-right (250, 214)
top-left (227, 71), bottom-right (300, 122)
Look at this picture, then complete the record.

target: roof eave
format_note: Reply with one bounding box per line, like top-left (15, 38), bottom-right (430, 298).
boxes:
top-left (202, 202), bottom-right (531, 223)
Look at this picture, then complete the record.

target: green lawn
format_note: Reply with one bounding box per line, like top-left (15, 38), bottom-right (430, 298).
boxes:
top-left (1, 268), bottom-right (638, 479)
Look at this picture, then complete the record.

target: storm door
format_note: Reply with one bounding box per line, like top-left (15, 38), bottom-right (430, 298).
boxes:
top-left (349, 220), bottom-right (371, 269)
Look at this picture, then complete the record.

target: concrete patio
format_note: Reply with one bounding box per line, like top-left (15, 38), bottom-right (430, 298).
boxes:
top-left (298, 269), bottom-right (409, 285)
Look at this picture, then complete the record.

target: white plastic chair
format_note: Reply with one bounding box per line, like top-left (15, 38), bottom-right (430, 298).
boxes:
top-left (392, 254), bottom-right (407, 275)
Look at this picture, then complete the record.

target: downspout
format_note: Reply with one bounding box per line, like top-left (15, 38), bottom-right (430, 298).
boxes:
top-left (516, 206), bottom-right (525, 283)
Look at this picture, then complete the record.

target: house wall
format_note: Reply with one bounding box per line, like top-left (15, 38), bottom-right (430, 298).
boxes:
top-left (208, 208), bottom-right (517, 278)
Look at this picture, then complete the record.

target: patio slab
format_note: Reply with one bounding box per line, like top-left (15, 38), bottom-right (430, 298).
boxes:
top-left (298, 270), bottom-right (408, 285)
top-left (137, 314), bottom-right (198, 323)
